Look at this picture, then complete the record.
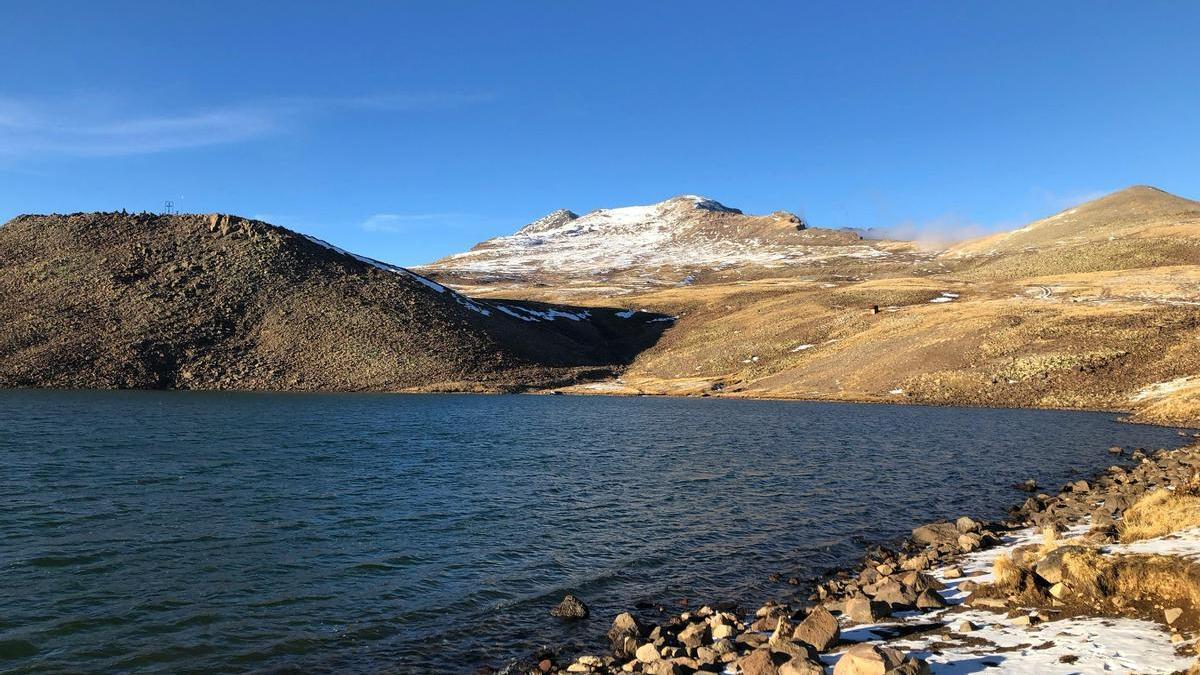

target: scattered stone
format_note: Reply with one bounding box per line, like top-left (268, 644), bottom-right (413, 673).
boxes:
top-left (607, 612), bottom-right (643, 658)
top-left (712, 622), bottom-right (736, 640)
top-left (833, 643), bottom-right (930, 675)
top-left (956, 516), bottom-right (981, 533)
top-left (677, 621), bottom-right (709, 650)
top-left (551, 594), bottom-right (589, 619)
top-left (915, 589), bottom-right (946, 609)
top-left (872, 579), bottom-right (917, 609)
top-left (739, 648), bottom-right (788, 675)
top-left (636, 643), bottom-right (660, 663)
top-left (780, 658), bottom-right (826, 675)
top-left (1048, 582), bottom-right (1067, 599)
top-left (1016, 479), bottom-right (1038, 492)
top-left (957, 533), bottom-right (982, 553)
top-left (943, 566), bottom-right (963, 579)
top-left (957, 620), bottom-right (977, 632)
top-left (845, 595), bottom-right (890, 623)
top-left (1011, 614), bottom-right (1039, 628)
top-left (1165, 607), bottom-right (1184, 625)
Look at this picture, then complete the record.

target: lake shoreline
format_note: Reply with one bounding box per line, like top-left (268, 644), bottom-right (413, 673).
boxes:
top-left (518, 436), bottom-right (1200, 675)
top-left (5, 382), bottom-right (1193, 430)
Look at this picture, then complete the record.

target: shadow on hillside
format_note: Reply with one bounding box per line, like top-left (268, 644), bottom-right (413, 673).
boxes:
top-left (482, 298), bottom-right (674, 368)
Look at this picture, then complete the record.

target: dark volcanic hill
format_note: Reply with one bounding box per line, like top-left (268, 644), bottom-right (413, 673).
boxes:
top-left (0, 212), bottom-right (667, 391)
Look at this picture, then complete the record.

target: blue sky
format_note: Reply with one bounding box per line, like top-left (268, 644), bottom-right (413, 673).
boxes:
top-left (1, 2), bottom-right (1197, 266)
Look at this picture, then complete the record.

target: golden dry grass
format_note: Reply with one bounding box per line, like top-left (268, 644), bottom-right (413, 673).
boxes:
top-left (1036, 526), bottom-right (1062, 559)
top-left (992, 554), bottom-right (1023, 588)
top-left (1119, 489), bottom-right (1200, 543)
top-left (1062, 550), bottom-right (1200, 607)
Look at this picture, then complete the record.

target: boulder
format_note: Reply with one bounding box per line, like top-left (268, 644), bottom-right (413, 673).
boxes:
top-left (780, 657), bottom-right (827, 675)
top-left (636, 643), bottom-right (661, 663)
top-left (915, 589), bottom-right (946, 609)
top-left (677, 621), bottom-right (710, 650)
top-left (739, 648), bottom-right (789, 675)
top-left (1166, 607), bottom-right (1184, 625)
top-left (1033, 545), bottom-right (1089, 584)
top-left (911, 522), bottom-right (959, 546)
top-left (791, 606), bottom-right (840, 652)
top-left (955, 516), bottom-right (980, 533)
top-left (833, 643), bottom-right (930, 675)
top-left (550, 594), bottom-right (589, 619)
top-left (845, 595), bottom-right (890, 623)
top-left (957, 533), bottom-right (982, 553)
top-left (871, 579), bottom-right (917, 609)
top-left (607, 612), bottom-right (643, 658)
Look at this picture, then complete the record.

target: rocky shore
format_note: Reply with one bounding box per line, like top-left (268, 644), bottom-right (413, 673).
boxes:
top-left (505, 438), bottom-right (1200, 674)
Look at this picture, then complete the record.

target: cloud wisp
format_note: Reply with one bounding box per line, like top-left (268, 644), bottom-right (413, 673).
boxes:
top-left (361, 212), bottom-right (479, 234)
top-left (858, 214), bottom-right (1013, 248)
top-left (0, 91), bottom-right (494, 159)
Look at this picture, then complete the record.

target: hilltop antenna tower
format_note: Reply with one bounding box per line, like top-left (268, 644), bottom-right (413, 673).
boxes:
top-left (163, 200), bottom-right (175, 215)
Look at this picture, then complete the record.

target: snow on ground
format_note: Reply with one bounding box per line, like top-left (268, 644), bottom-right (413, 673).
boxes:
top-left (573, 381), bottom-right (630, 393)
top-left (930, 292), bottom-right (959, 304)
top-left (1132, 376), bottom-right (1200, 403)
top-left (1106, 527), bottom-right (1200, 560)
top-left (302, 234), bottom-right (494, 316)
top-left (791, 344), bottom-right (815, 352)
top-left (843, 610), bottom-right (1191, 674)
top-left (822, 521), bottom-right (1193, 674)
top-left (303, 232), bottom-right (652, 324)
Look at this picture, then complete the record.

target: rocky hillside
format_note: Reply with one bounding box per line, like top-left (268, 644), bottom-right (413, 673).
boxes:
top-left (0, 212), bottom-right (668, 391)
top-left (419, 195), bottom-right (912, 295)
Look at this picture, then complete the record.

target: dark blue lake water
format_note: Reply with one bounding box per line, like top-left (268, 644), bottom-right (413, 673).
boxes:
top-left (0, 391), bottom-right (1185, 673)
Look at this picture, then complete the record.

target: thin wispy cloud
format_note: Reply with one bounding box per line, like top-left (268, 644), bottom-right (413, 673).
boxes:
top-left (0, 91), bottom-right (494, 159)
top-left (1035, 187), bottom-right (1108, 213)
top-left (863, 214), bottom-right (1013, 248)
top-left (361, 212), bottom-right (478, 234)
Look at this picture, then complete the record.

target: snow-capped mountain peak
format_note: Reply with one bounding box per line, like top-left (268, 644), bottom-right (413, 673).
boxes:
top-left (421, 195), bottom-right (885, 289)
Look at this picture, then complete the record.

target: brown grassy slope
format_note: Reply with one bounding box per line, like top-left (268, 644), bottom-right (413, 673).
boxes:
top-left (0, 212), bottom-right (665, 391)
top-left (535, 187), bottom-right (1200, 426)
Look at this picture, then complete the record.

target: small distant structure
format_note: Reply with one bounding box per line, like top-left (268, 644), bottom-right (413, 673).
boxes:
top-left (163, 200), bottom-right (175, 215)
top-left (871, 305), bottom-right (880, 314)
